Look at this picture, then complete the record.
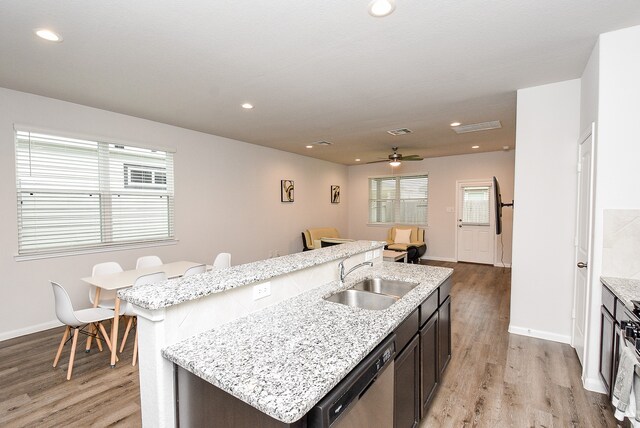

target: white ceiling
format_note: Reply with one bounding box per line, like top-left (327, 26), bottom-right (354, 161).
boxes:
top-left (1, 1), bottom-right (640, 165)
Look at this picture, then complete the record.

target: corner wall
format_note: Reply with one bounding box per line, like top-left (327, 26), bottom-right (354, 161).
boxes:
top-left (0, 88), bottom-right (348, 340)
top-left (510, 79), bottom-right (581, 344)
top-left (347, 150), bottom-right (515, 265)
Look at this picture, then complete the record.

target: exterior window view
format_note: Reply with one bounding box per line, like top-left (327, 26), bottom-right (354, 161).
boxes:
top-left (1, 2), bottom-right (640, 427)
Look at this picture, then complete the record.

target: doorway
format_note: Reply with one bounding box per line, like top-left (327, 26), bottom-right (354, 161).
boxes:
top-left (572, 123), bottom-right (595, 369)
top-left (456, 180), bottom-right (495, 265)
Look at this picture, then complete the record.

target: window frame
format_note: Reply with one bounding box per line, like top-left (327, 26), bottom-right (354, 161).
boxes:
top-left (368, 173), bottom-right (429, 226)
top-left (13, 125), bottom-right (177, 260)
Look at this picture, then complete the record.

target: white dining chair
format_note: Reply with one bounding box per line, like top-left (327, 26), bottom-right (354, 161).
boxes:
top-left (183, 264), bottom-right (206, 277)
top-left (89, 262), bottom-right (123, 310)
top-left (51, 281), bottom-right (115, 380)
top-left (213, 252), bottom-right (231, 269)
top-left (135, 255), bottom-right (163, 269)
top-left (119, 271), bottom-right (167, 366)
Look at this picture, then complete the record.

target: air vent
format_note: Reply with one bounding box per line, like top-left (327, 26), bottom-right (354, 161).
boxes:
top-left (312, 141), bottom-right (332, 146)
top-left (452, 121), bottom-right (502, 134)
top-left (387, 128), bottom-right (412, 136)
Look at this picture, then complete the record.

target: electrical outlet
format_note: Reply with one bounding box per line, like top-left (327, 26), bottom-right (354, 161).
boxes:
top-left (373, 249), bottom-right (380, 258)
top-left (253, 282), bottom-right (271, 300)
top-left (365, 251), bottom-right (373, 261)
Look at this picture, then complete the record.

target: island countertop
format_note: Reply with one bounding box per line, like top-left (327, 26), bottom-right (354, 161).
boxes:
top-left (162, 262), bottom-right (453, 424)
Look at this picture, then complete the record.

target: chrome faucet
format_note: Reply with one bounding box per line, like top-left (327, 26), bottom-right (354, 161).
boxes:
top-left (339, 259), bottom-right (373, 282)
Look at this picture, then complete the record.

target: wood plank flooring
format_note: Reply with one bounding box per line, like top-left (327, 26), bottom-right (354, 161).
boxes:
top-left (0, 262), bottom-right (621, 427)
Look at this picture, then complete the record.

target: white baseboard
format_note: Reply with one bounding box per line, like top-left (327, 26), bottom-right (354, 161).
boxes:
top-left (508, 324), bottom-right (571, 344)
top-left (422, 256), bottom-right (457, 262)
top-left (583, 376), bottom-right (607, 394)
top-left (494, 262), bottom-right (512, 268)
top-left (0, 319), bottom-right (62, 342)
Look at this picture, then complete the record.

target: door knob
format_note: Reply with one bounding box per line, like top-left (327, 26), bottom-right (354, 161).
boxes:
top-left (577, 262), bottom-right (588, 269)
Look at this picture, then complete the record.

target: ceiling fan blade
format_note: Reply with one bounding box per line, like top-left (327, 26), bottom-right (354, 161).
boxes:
top-left (402, 155), bottom-right (424, 161)
top-left (366, 159), bottom-right (390, 164)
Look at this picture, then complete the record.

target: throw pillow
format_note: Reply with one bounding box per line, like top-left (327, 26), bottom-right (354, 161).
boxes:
top-left (394, 228), bottom-right (412, 244)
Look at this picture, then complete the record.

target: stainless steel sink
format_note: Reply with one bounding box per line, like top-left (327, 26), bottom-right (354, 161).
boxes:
top-left (351, 278), bottom-right (419, 298)
top-left (324, 289), bottom-right (398, 310)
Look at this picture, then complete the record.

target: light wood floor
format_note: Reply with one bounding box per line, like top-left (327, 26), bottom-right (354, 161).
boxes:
top-left (0, 262), bottom-right (621, 427)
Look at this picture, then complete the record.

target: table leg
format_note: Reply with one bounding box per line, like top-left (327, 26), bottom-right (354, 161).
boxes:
top-left (111, 296), bottom-right (120, 367)
top-left (86, 287), bottom-right (102, 351)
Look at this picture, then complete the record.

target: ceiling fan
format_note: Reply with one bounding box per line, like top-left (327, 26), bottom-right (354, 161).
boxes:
top-left (368, 147), bottom-right (424, 166)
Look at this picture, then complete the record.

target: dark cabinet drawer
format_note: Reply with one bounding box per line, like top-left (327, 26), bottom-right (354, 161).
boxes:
top-left (396, 309), bottom-right (419, 354)
top-left (439, 278), bottom-right (452, 305)
top-left (602, 284), bottom-right (616, 318)
top-left (420, 293), bottom-right (438, 327)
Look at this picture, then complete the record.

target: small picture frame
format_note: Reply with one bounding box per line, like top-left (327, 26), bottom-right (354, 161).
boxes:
top-left (281, 180), bottom-right (294, 202)
top-left (331, 185), bottom-right (340, 204)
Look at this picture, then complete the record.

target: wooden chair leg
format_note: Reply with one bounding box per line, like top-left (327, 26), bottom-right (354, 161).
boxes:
top-left (66, 328), bottom-right (79, 380)
top-left (85, 323), bottom-right (95, 352)
top-left (97, 322), bottom-right (119, 363)
top-left (132, 328), bottom-right (138, 366)
top-left (120, 316), bottom-right (134, 353)
top-left (53, 326), bottom-right (70, 367)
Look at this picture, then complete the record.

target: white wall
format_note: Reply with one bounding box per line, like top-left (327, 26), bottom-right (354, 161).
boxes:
top-left (347, 150), bottom-right (515, 265)
top-left (583, 24), bottom-right (640, 390)
top-left (0, 88), bottom-right (348, 340)
top-left (510, 79), bottom-right (581, 344)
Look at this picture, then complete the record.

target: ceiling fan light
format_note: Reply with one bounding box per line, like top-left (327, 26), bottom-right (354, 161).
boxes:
top-left (368, 0), bottom-right (396, 17)
top-left (389, 160), bottom-right (401, 167)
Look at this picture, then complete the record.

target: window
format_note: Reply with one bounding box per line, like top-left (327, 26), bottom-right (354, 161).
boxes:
top-left (369, 174), bottom-right (428, 224)
top-left (461, 186), bottom-right (490, 225)
top-left (14, 129), bottom-right (175, 255)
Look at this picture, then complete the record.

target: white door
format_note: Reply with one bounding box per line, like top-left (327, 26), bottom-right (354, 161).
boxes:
top-left (456, 181), bottom-right (495, 265)
top-left (572, 124), bottom-right (595, 368)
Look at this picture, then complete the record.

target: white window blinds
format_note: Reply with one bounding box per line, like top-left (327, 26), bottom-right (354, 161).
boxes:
top-left (461, 186), bottom-right (490, 225)
top-left (369, 175), bottom-right (428, 224)
top-left (15, 130), bottom-right (175, 255)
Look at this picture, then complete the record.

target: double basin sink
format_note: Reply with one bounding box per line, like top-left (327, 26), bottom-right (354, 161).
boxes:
top-left (325, 277), bottom-right (418, 311)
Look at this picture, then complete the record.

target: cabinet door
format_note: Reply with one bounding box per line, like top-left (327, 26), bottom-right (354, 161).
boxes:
top-left (420, 313), bottom-right (438, 419)
top-left (438, 296), bottom-right (452, 376)
top-left (394, 335), bottom-right (419, 428)
top-left (599, 306), bottom-right (615, 395)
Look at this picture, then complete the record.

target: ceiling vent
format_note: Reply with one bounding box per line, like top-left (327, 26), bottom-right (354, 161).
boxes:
top-left (311, 141), bottom-right (332, 146)
top-left (452, 121), bottom-right (502, 134)
top-left (387, 128), bottom-right (412, 136)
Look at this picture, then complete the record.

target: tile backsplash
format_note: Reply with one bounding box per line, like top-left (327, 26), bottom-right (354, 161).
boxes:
top-left (603, 209), bottom-right (640, 279)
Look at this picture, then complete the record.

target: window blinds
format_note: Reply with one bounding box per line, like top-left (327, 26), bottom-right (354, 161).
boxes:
top-left (15, 130), bottom-right (175, 255)
top-left (369, 175), bottom-right (428, 224)
top-left (461, 186), bottom-right (490, 225)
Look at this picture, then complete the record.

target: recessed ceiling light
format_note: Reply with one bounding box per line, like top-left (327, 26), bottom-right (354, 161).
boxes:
top-left (34, 29), bottom-right (62, 42)
top-left (306, 145), bottom-right (313, 149)
top-left (355, 159), bottom-right (361, 162)
top-left (450, 122), bottom-right (461, 127)
top-left (368, 0), bottom-right (396, 17)
top-left (472, 145), bottom-right (480, 149)
top-left (241, 103), bottom-right (254, 109)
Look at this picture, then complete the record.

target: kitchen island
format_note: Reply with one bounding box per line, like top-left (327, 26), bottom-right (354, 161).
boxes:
top-left (120, 241), bottom-right (452, 427)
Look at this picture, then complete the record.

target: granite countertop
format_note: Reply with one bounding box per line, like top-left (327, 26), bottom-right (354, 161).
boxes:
top-left (162, 262), bottom-right (453, 424)
top-left (601, 276), bottom-right (640, 311)
top-left (119, 240), bottom-right (385, 310)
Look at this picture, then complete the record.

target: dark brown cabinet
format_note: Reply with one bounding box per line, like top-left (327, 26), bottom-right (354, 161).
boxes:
top-left (419, 313), bottom-right (438, 418)
top-left (394, 335), bottom-right (420, 428)
top-left (438, 296), bottom-right (451, 376)
top-left (599, 306), bottom-right (615, 395)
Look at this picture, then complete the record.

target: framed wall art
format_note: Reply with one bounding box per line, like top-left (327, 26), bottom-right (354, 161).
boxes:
top-left (331, 185), bottom-right (340, 203)
top-left (281, 180), bottom-right (294, 202)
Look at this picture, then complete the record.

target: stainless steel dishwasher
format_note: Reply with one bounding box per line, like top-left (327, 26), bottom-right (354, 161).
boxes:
top-left (307, 334), bottom-right (396, 428)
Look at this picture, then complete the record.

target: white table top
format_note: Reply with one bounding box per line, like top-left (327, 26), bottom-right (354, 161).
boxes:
top-left (383, 250), bottom-right (407, 261)
top-left (81, 261), bottom-right (205, 291)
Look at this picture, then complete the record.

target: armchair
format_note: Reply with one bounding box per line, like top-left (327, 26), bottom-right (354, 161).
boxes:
top-left (385, 225), bottom-right (427, 263)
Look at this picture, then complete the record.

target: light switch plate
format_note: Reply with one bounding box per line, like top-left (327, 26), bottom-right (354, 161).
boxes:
top-left (253, 282), bottom-right (271, 300)
top-left (373, 249), bottom-right (380, 258)
top-left (365, 251), bottom-right (373, 261)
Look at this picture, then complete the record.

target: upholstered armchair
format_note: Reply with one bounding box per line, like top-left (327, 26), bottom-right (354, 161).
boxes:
top-left (385, 225), bottom-right (427, 263)
top-left (302, 227), bottom-right (352, 251)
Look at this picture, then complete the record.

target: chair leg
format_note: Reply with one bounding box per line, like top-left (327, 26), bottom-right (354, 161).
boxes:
top-left (66, 328), bottom-right (79, 380)
top-left (120, 316), bottom-right (134, 353)
top-left (85, 323), bottom-right (95, 352)
top-left (53, 326), bottom-right (70, 367)
top-left (94, 323), bottom-right (104, 352)
top-left (132, 328), bottom-right (138, 366)
top-left (97, 322), bottom-right (118, 363)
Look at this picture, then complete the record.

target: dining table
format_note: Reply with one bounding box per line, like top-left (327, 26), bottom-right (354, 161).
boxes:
top-left (82, 260), bottom-right (207, 366)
